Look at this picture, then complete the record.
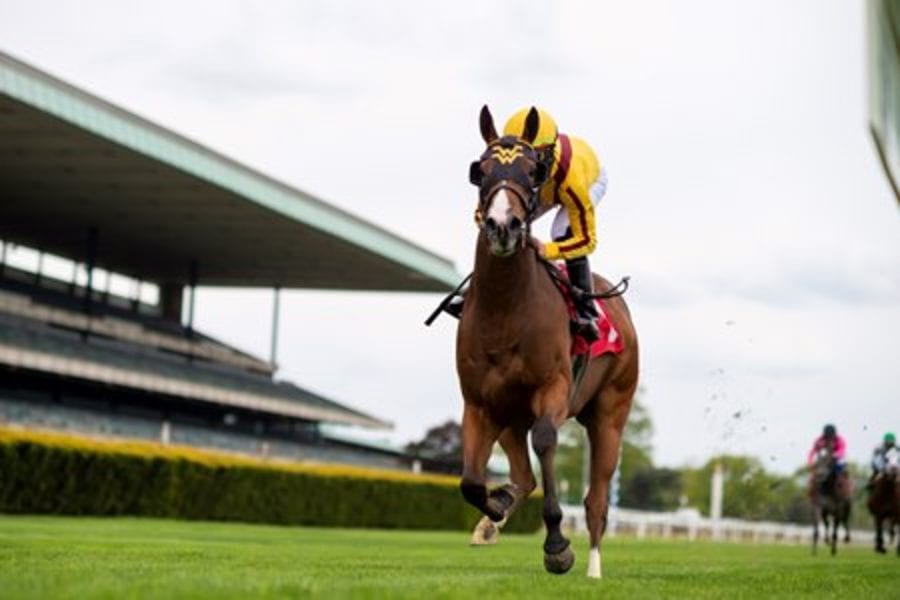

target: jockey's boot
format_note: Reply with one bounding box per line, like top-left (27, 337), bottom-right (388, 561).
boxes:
top-left (566, 257), bottom-right (600, 343)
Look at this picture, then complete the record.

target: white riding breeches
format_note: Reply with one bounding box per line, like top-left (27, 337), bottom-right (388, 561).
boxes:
top-left (550, 167), bottom-right (608, 240)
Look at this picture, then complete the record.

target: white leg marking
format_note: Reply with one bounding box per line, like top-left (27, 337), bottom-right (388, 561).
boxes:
top-left (587, 546), bottom-right (602, 578)
top-left (487, 189), bottom-right (512, 225)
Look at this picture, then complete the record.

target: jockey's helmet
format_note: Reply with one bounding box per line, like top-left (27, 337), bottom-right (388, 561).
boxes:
top-left (885, 432), bottom-right (896, 445)
top-left (503, 107), bottom-right (558, 148)
top-left (823, 424), bottom-right (836, 439)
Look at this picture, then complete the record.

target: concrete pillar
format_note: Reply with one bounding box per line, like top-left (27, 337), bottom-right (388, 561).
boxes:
top-left (710, 461), bottom-right (724, 540)
top-left (160, 283), bottom-right (184, 322)
top-left (270, 286), bottom-right (281, 369)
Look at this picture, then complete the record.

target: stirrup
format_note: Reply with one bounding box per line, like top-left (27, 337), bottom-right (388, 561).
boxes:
top-left (575, 315), bottom-right (600, 343)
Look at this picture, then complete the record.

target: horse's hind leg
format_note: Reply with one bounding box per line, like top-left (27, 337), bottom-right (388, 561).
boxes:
top-left (582, 384), bottom-right (633, 579)
top-left (811, 507), bottom-right (820, 555)
top-left (459, 404), bottom-right (505, 521)
top-left (829, 514), bottom-right (838, 556)
top-left (843, 502), bottom-right (852, 543)
top-left (471, 425), bottom-right (536, 545)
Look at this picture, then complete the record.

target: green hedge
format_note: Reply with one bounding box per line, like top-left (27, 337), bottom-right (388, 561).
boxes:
top-left (0, 429), bottom-right (542, 533)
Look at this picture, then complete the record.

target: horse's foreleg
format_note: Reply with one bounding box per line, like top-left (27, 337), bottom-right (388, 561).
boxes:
top-left (471, 426), bottom-right (536, 545)
top-left (459, 403), bottom-right (503, 521)
top-left (532, 414), bottom-right (572, 574)
top-left (874, 516), bottom-right (886, 553)
top-left (531, 375), bottom-right (573, 574)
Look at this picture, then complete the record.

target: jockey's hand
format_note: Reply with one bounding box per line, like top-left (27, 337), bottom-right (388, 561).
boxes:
top-left (530, 238), bottom-right (546, 258)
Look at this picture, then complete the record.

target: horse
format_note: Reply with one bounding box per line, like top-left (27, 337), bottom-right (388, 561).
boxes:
top-left (866, 467), bottom-right (899, 555)
top-left (455, 106), bottom-right (639, 578)
top-left (809, 449), bottom-right (852, 556)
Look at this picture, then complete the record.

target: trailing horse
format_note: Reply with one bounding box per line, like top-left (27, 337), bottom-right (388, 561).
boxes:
top-left (809, 450), bottom-right (852, 556)
top-left (455, 106), bottom-right (639, 578)
top-left (866, 468), bottom-right (899, 555)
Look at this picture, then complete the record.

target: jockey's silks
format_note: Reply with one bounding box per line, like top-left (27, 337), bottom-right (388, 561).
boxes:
top-left (539, 134), bottom-right (603, 261)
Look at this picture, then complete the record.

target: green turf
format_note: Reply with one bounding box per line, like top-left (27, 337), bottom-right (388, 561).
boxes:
top-left (0, 516), bottom-right (894, 599)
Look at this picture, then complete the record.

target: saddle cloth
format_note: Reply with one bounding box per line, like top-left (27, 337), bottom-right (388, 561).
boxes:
top-left (556, 265), bottom-right (624, 359)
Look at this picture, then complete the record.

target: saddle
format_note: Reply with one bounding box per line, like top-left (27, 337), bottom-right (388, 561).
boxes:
top-left (425, 263), bottom-right (627, 362)
top-left (548, 264), bottom-right (624, 359)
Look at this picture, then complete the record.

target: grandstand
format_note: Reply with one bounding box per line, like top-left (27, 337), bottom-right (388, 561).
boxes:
top-left (0, 51), bottom-right (458, 470)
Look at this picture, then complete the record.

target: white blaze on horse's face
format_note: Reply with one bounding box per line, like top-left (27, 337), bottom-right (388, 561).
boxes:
top-left (487, 188), bottom-right (512, 226)
top-left (483, 184), bottom-right (526, 257)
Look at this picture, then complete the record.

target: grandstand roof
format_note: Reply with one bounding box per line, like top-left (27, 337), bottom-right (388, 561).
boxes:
top-left (0, 51), bottom-right (458, 291)
top-left (868, 0), bottom-right (900, 204)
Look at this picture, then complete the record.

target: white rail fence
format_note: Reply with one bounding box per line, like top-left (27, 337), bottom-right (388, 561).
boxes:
top-left (560, 505), bottom-right (872, 546)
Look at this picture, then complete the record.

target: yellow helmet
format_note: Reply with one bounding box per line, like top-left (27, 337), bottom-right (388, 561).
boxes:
top-left (503, 107), bottom-right (558, 147)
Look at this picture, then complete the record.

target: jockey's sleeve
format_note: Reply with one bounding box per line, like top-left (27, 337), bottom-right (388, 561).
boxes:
top-left (543, 181), bottom-right (597, 261)
top-left (834, 436), bottom-right (847, 460)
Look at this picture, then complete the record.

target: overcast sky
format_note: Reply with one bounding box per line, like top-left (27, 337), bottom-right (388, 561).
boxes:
top-left (1, 0), bottom-right (897, 473)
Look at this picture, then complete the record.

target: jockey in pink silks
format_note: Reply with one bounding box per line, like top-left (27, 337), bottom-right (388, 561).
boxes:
top-left (807, 424), bottom-right (847, 474)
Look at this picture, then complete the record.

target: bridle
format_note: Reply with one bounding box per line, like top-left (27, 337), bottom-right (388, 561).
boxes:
top-left (471, 136), bottom-right (546, 229)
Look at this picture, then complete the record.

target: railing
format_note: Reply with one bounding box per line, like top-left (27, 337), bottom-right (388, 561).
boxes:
top-left (560, 504), bottom-right (872, 545)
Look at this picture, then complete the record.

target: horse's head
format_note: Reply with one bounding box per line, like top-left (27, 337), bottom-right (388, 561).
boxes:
top-left (469, 105), bottom-right (549, 257)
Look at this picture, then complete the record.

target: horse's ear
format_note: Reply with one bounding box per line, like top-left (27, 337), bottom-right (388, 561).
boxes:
top-left (479, 105), bottom-right (498, 144)
top-left (522, 107), bottom-right (540, 145)
top-left (469, 161), bottom-right (483, 186)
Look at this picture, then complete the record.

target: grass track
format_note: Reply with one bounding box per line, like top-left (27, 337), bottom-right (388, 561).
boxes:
top-left (0, 516), bottom-right (894, 599)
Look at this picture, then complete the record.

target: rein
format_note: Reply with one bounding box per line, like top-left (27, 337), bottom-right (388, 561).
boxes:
top-left (424, 256), bottom-right (630, 327)
top-left (538, 258), bottom-right (630, 300)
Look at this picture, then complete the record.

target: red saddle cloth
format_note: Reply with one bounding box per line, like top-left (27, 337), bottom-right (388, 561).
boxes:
top-left (556, 265), bottom-right (625, 359)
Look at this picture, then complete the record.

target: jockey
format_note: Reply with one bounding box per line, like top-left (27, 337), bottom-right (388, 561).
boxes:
top-left (807, 424), bottom-right (847, 474)
top-left (871, 432), bottom-right (898, 477)
top-left (502, 107), bottom-right (606, 341)
top-left (446, 107), bottom-right (607, 341)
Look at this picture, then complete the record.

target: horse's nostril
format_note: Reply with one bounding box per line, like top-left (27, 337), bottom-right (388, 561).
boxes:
top-left (485, 217), bottom-right (497, 231)
top-left (509, 217), bottom-right (522, 232)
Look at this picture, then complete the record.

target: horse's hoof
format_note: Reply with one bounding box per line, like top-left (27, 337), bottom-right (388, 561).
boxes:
top-left (470, 516), bottom-right (501, 546)
top-left (875, 546), bottom-right (886, 554)
top-left (544, 546), bottom-right (575, 574)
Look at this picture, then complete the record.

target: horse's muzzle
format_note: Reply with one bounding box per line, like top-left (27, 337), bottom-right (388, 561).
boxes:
top-left (484, 216), bottom-right (525, 257)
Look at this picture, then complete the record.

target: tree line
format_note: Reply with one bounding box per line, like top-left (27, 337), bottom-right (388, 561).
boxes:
top-left (555, 396), bottom-right (873, 528)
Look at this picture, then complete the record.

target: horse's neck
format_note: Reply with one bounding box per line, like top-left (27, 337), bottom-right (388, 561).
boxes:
top-left (471, 236), bottom-right (543, 318)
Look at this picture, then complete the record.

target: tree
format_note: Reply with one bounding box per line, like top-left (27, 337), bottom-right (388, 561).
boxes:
top-left (405, 420), bottom-right (462, 471)
top-left (621, 467), bottom-right (682, 511)
top-left (681, 455), bottom-right (800, 521)
top-left (554, 389), bottom-right (670, 506)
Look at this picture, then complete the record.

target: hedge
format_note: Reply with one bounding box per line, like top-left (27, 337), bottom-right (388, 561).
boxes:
top-left (0, 427), bottom-right (542, 532)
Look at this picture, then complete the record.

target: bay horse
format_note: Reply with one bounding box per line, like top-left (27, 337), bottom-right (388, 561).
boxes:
top-left (809, 449), bottom-right (852, 556)
top-left (456, 106), bottom-right (639, 577)
top-left (866, 467), bottom-right (899, 555)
